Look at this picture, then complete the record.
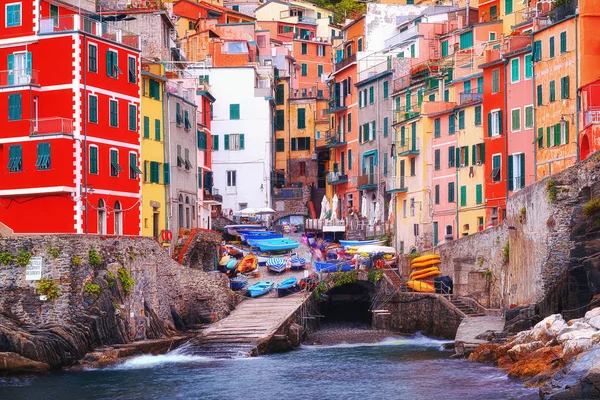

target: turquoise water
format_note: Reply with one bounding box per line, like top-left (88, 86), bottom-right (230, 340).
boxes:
top-left (0, 335), bottom-right (537, 400)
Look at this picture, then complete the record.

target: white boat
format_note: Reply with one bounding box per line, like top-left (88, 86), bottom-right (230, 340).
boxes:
top-left (353, 245), bottom-right (398, 266)
top-left (257, 251), bottom-right (296, 265)
top-left (224, 224), bottom-right (266, 236)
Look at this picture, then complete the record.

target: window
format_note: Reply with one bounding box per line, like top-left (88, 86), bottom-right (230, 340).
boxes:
top-left (448, 182), bottom-right (455, 202)
top-left (537, 84), bottom-right (543, 106)
top-left (149, 80), bottom-right (160, 100)
top-left (369, 86), bottom-right (374, 104)
top-left (98, 199), bottom-right (106, 234)
top-left (383, 117), bottom-right (388, 137)
top-left (560, 31), bottom-right (567, 54)
top-left (488, 110), bottom-right (502, 136)
top-left (458, 110), bottom-right (465, 130)
top-left (317, 65), bottom-right (323, 78)
top-left (444, 89), bottom-right (449, 102)
top-left (441, 40), bottom-right (448, 57)
top-left (155, 119), bottom-right (161, 141)
top-left (6, 3), bottom-right (21, 27)
top-left (177, 145), bottom-right (183, 167)
top-left (449, 114), bottom-right (455, 135)
top-left (184, 148), bottom-right (192, 170)
top-left (383, 81), bottom-right (389, 99)
top-left (110, 149), bottom-right (123, 177)
top-left (472, 143), bottom-right (485, 165)
top-left (348, 149), bottom-right (352, 170)
top-left (434, 118), bottom-right (441, 138)
top-left (458, 146), bottom-right (469, 167)
top-left (128, 104), bottom-right (137, 131)
top-left (184, 110), bottom-right (191, 130)
top-left (225, 134), bottom-right (245, 150)
top-left (561, 76), bottom-right (570, 99)
top-left (129, 152), bottom-right (142, 179)
top-left (317, 45), bottom-right (325, 57)
top-left (434, 149), bottom-right (440, 170)
top-left (511, 108), bottom-right (521, 132)
top-left (89, 44), bottom-right (97, 72)
top-left (105, 50), bottom-right (119, 78)
top-left (348, 113), bottom-right (352, 132)
top-left (492, 69), bottom-right (500, 94)
top-left (403, 198), bottom-right (407, 218)
top-left (524, 54), bottom-right (533, 79)
top-left (213, 135), bottom-right (219, 151)
top-left (459, 31), bottom-right (473, 49)
top-left (233, 5), bottom-right (239, 11)
top-left (8, 93), bottom-right (22, 121)
top-left (537, 127), bottom-right (544, 149)
top-left (291, 137), bottom-right (311, 151)
top-left (410, 198), bottom-right (415, 217)
top-left (505, 0), bottom-right (513, 14)
top-left (197, 130), bottom-right (207, 150)
top-left (109, 99), bottom-right (118, 127)
top-left (230, 104), bottom-right (240, 120)
top-left (549, 36), bottom-right (555, 59)
top-left (276, 138), bottom-right (285, 152)
top-left (475, 105), bottom-right (482, 126)
top-left (477, 76), bottom-right (484, 93)
top-left (489, 32), bottom-right (496, 41)
top-left (448, 146), bottom-right (455, 167)
top-left (534, 40), bottom-right (542, 62)
top-left (410, 43), bottom-right (416, 58)
top-left (89, 145), bottom-right (98, 174)
top-left (89, 95), bottom-right (98, 123)
top-left (298, 108), bottom-right (306, 129)
top-left (301, 43), bottom-right (307, 55)
top-left (524, 105), bottom-right (533, 129)
top-left (371, 121), bottom-right (376, 140)
top-left (561, 121), bottom-right (569, 145)
top-left (490, 5), bottom-right (498, 18)
top-left (8, 145), bottom-right (22, 172)
top-left (459, 186), bottom-right (467, 207)
top-left (464, 80), bottom-right (472, 95)
top-left (227, 170), bottom-right (237, 187)
top-left (434, 185), bottom-right (440, 205)
top-left (301, 63), bottom-right (307, 76)
top-left (276, 84), bottom-right (284, 105)
top-left (357, 38), bottom-right (363, 52)
top-left (128, 56), bottom-right (136, 83)
top-left (508, 153), bottom-right (525, 191)
top-left (511, 57), bottom-right (520, 83)
top-left (149, 161), bottom-right (160, 183)
top-left (34, 142), bottom-right (51, 171)
top-left (492, 154), bottom-right (501, 182)
top-left (275, 110), bottom-right (285, 130)
top-left (383, 152), bottom-right (388, 176)
top-left (549, 80), bottom-right (556, 102)
top-left (410, 157), bottom-right (416, 176)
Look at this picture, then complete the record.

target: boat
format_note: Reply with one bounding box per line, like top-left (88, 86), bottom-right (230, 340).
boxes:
top-left (219, 255), bottom-right (231, 266)
top-left (266, 257), bottom-right (287, 273)
top-left (315, 260), bottom-right (354, 273)
top-left (339, 239), bottom-right (384, 248)
top-left (409, 266), bottom-right (440, 279)
top-left (229, 276), bottom-right (248, 291)
top-left (299, 273), bottom-right (319, 291)
top-left (225, 258), bottom-right (239, 271)
top-left (241, 232), bottom-right (283, 242)
top-left (247, 281), bottom-right (275, 297)
top-left (257, 250), bottom-right (296, 265)
top-left (410, 259), bottom-right (441, 269)
top-left (406, 280), bottom-right (436, 293)
top-left (290, 256), bottom-right (306, 270)
top-left (410, 254), bottom-right (440, 265)
top-left (276, 277), bottom-right (299, 297)
top-left (247, 238), bottom-right (299, 251)
top-left (237, 254), bottom-right (258, 274)
top-left (411, 270), bottom-right (442, 280)
top-left (225, 224), bottom-right (266, 236)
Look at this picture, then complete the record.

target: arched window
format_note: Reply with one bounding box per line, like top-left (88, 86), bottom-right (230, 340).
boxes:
top-left (185, 196), bottom-right (190, 228)
top-left (445, 225), bottom-right (453, 236)
top-left (98, 199), bottom-right (106, 235)
top-left (191, 205), bottom-right (196, 228)
top-left (114, 201), bottom-right (122, 235)
top-left (178, 194), bottom-right (184, 231)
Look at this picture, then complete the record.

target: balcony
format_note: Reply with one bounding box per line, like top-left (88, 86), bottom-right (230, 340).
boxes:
top-left (386, 176), bottom-right (407, 193)
top-left (273, 187), bottom-right (303, 199)
top-left (384, 25), bottom-right (419, 50)
top-left (357, 174), bottom-right (377, 190)
top-left (393, 108), bottom-right (421, 124)
top-left (459, 91), bottom-right (483, 106)
top-left (327, 172), bottom-right (348, 185)
top-left (39, 15), bottom-right (141, 50)
top-left (334, 53), bottom-right (357, 73)
top-left (204, 188), bottom-right (223, 203)
top-left (584, 108), bottom-right (600, 126)
top-left (97, 0), bottom-right (164, 11)
top-left (298, 16), bottom-right (316, 24)
top-left (326, 133), bottom-right (346, 148)
top-left (0, 69), bottom-right (40, 88)
top-left (290, 86), bottom-right (326, 99)
top-left (327, 96), bottom-right (348, 113)
top-left (397, 137), bottom-right (420, 156)
top-left (30, 118), bottom-right (74, 136)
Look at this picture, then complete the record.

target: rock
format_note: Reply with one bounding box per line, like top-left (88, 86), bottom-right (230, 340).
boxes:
top-left (508, 346), bottom-right (563, 380)
top-left (584, 308), bottom-right (600, 321)
top-left (531, 327), bottom-right (556, 345)
top-left (468, 343), bottom-right (500, 364)
top-left (567, 318), bottom-right (584, 327)
top-left (540, 347), bottom-right (600, 399)
top-left (505, 317), bottom-right (533, 334)
top-left (507, 341), bottom-right (545, 362)
top-left (288, 323), bottom-right (302, 347)
top-left (548, 319), bottom-right (569, 336)
top-left (535, 314), bottom-right (564, 331)
top-left (558, 324), bottom-right (597, 343)
top-left (587, 316), bottom-right (600, 330)
top-left (562, 339), bottom-right (594, 361)
top-left (0, 352), bottom-right (51, 374)
top-left (497, 355), bottom-right (514, 369)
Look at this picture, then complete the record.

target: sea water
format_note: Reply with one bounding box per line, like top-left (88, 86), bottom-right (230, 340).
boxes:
top-left (0, 334), bottom-right (538, 400)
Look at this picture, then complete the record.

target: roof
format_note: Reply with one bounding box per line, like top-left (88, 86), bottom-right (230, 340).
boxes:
top-left (174, 0), bottom-right (256, 21)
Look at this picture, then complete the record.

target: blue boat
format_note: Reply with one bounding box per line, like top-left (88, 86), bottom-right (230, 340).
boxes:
top-left (247, 238), bottom-right (299, 251)
top-left (315, 260), bottom-right (354, 273)
top-left (241, 232), bottom-right (283, 242)
top-left (225, 259), bottom-right (239, 271)
top-left (266, 257), bottom-right (286, 273)
top-left (339, 239), bottom-right (384, 248)
top-left (290, 256), bottom-right (306, 270)
top-left (247, 281), bottom-right (275, 298)
top-left (276, 277), bottom-right (299, 297)
top-left (230, 276), bottom-right (248, 291)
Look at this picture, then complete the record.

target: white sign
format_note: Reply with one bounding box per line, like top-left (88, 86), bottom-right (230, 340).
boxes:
top-left (26, 257), bottom-right (43, 281)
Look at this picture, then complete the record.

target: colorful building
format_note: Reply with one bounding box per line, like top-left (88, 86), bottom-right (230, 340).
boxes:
top-left (0, 1), bottom-right (142, 234)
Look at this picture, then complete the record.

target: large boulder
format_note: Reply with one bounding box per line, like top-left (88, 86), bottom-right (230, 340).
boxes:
top-left (507, 341), bottom-right (545, 362)
top-left (584, 308), bottom-right (600, 321)
top-left (557, 322), bottom-right (597, 343)
top-left (587, 316), bottom-right (600, 330)
top-left (508, 346), bottom-right (564, 380)
top-left (468, 343), bottom-right (500, 364)
top-left (0, 352), bottom-right (50, 374)
top-left (541, 347), bottom-right (600, 399)
top-left (535, 314), bottom-right (564, 331)
top-left (562, 339), bottom-right (594, 361)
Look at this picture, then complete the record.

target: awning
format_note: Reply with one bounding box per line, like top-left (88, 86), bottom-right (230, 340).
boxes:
top-left (362, 150), bottom-right (378, 166)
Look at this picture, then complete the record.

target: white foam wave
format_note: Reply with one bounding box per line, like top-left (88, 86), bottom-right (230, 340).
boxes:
top-left (111, 353), bottom-right (213, 370)
top-left (301, 332), bottom-right (452, 350)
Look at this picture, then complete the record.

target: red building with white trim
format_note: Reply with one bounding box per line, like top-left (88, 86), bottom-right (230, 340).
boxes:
top-left (0, 1), bottom-right (142, 235)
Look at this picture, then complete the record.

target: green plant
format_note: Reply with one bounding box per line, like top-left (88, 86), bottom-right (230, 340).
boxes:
top-left (0, 251), bottom-right (13, 265)
top-left (377, 234), bottom-right (392, 246)
top-left (502, 242), bottom-right (510, 263)
top-left (408, 252), bottom-right (421, 260)
top-left (314, 282), bottom-right (328, 301)
top-left (519, 206), bottom-right (527, 224)
top-left (547, 179), bottom-right (557, 201)
top-left (477, 257), bottom-right (485, 267)
top-left (84, 282), bottom-right (101, 296)
top-left (367, 269), bottom-right (383, 282)
top-left (47, 247), bottom-right (60, 259)
top-left (118, 267), bottom-right (135, 294)
top-left (332, 270), bottom-right (358, 287)
top-left (89, 248), bottom-right (102, 266)
top-left (106, 270), bottom-right (115, 288)
top-left (71, 255), bottom-right (82, 267)
top-left (484, 268), bottom-right (493, 281)
top-left (583, 198), bottom-right (600, 216)
top-left (15, 250), bottom-right (32, 267)
top-left (37, 278), bottom-right (60, 301)
top-left (128, 252), bottom-right (136, 261)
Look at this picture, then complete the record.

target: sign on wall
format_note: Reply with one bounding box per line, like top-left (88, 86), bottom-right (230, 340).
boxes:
top-left (26, 257), bottom-right (43, 281)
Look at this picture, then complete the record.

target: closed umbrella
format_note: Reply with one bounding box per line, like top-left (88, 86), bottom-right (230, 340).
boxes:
top-left (361, 195), bottom-right (368, 219)
top-left (237, 207), bottom-right (257, 215)
top-left (374, 201), bottom-right (381, 224)
top-left (319, 195), bottom-right (328, 220)
top-left (331, 194), bottom-right (339, 220)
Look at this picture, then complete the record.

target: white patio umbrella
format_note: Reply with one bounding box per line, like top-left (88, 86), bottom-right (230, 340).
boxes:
top-left (319, 195), bottom-right (329, 220)
top-left (237, 207), bottom-right (257, 216)
top-left (361, 195), bottom-right (368, 219)
top-left (256, 207), bottom-right (275, 214)
top-left (374, 201), bottom-right (381, 224)
top-left (388, 196), bottom-right (395, 225)
top-left (331, 194), bottom-right (339, 220)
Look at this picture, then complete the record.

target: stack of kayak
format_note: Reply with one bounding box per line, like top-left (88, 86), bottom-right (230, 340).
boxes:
top-left (406, 254), bottom-right (441, 293)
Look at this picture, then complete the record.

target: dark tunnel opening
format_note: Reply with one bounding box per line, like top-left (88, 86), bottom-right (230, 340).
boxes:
top-left (319, 282), bottom-right (375, 326)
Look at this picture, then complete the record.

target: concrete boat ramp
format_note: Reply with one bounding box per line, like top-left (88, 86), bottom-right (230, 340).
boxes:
top-left (186, 291), bottom-right (311, 358)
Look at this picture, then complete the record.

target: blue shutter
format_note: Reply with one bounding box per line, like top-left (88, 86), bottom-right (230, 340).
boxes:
top-left (164, 163), bottom-right (170, 184)
top-left (7, 54), bottom-right (14, 86)
top-left (240, 134), bottom-right (245, 150)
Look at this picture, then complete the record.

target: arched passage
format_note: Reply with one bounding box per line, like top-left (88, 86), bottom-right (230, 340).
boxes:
top-left (581, 133), bottom-right (591, 161)
top-left (320, 281), bottom-right (376, 325)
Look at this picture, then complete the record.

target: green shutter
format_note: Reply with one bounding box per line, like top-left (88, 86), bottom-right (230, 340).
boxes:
top-left (276, 84), bottom-right (284, 105)
top-left (564, 122), bottom-right (569, 144)
top-left (456, 147), bottom-right (461, 168)
top-left (449, 114), bottom-right (455, 134)
top-left (441, 40), bottom-right (448, 57)
top-left (291, 138), bottom-right (297, 151)
top-left (476, 184), bottom-right (482, 204)
top-left (549, 36), bottom-right (555, 58)
top-left (435, 185), bottom-right (440, 205)
top-left (106, 50), bottom-right (112, 76)
top-left (8, 93), bottom-right (22, 121)
top-left (480, 143), bottom-right (485, 163)
top-left (472, 144), bottom-right (477, 165)
top-left (155, 119), bottom-right (161, 140)
top-left (547, 127), bottom-right (551, 148)
top-left (448, 182), bottom-right (454, 202)
top-left (434, 149), bottom-right (440, 170)
top-left (224, 134), bottom-right (230, 150)
top-left (383, 117), bottom-right (388, 137)
top-left (298, 108), bottom-right (306, 129)
top-left (434, 118), bottom-right (440, 137)
top-left (511, 58), bottom-right (519, 82)
top-left (433, 222), bottom-right (439, 246)
top-left (348, 149), bottom-right (352, 170)
top-left (538, 127), bottom-right (544, 149)
top-left (550, 80), bottom-right (556, 102)
top-left (213, 135), bottom-right (219, 151)
top-left (301, 63), bottom-right (307, 76)
top-left (487, 113), bottom-right (492, 136)
top-left (89, 95), bottom-right (98, 123)
top-left (459, 110), bottom-right (465, 129)
top-left (520, 154), bottom-right (525, 189)
top-left (395, 97), bottom-right (400, 112)
top-left (129, 153), bottom-right (137, 178)
top-left (163, 163), bottom-right (170, 184)
top-left (383, 81), bottom-right (389, 99)
top-left (276, 110), bottom-right (285, 130)
top-left (369, 86), bottom-right (374, 104)
top-left (498, 110), bottom-right (503, 134)
top-left (240, 134), bottom-right (245, 150)
top-left (475, 106), bottom-right (482, 126)
top-left (90, 146), bottom-right (98, 174)
top-left (505, 0), bottom-right (513, 14)
top-left (560, 31), bottom-right (567, 54)
top-left (555, 123), bottom-right (561, 146)
top-left (460, 186), bottom-right (466, 207)
top-left (525, 54), bottom-right (533, 79)
top-left (448, 146), bottom-right (455, 167)
top-left (230, 104), bottom-right (240, 119)
top-left (508, 155), bottom-right (514, 191)
top-left (144, 116), bottom-right (150, 138)
top-left (276, 138), bottom-right (284, 152)
top-left (464, 146), bottom-right (469, 167)
top-left (383, 153), bottom-right (388, 176)
top-left (460, 31), bottom-right (473, 49)
top-left (128, 105), bottom-right (136, 131)
top-left (537, 84), bottom-right (543, 106)
top-left (534, 40), bottom-right (542, 61)
top-left (198, 167), bottom-right (202, 188)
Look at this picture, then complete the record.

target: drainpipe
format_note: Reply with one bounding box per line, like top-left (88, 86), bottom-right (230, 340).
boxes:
top-left (287, 78), bottom-right (292, 184)
top-left (532, 30), bottom-right (537, 182)
top-left (165, 90), bottom-right (172, 234)
top-left (503, 57), bottom-right (509, 204)
top-left (575, 18), bottom-right (580, 162)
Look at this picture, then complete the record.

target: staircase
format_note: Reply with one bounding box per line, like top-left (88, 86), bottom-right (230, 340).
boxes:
top-left (449, 296), bottom-right (486, 317)
top-left (172, 228), bottom-right (199, 264)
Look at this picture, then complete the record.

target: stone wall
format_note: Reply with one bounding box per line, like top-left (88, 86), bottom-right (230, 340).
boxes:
top-left (0, 234), bottom-right (232, 368)
top-left (273, 185), bottom-right (311, 223)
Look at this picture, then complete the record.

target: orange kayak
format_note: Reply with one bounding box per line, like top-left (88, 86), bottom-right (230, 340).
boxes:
top-left (406, 280), bottom-right (436, 293)
top-left (237, 254), bottom-right (258, 274)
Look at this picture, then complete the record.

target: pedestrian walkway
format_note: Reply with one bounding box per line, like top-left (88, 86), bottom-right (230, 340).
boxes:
top-left (454, 315), bottom-right (505, 356)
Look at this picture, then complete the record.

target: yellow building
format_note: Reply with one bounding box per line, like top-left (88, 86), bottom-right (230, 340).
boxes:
top-left (141, 63), bottom-right (168, 239)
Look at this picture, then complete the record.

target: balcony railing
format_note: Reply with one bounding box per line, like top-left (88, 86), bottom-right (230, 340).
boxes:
top-left (393, 108), bottom-right (421, 124)
top-left (327, 172), bottom-right (348, 185)
top-left (334, 53), bottom-right (357, 72)
top-left (548, 1), bottom-right (578, 24)
top-left (298, 16), bottom-right (316, 24)
top-left (326, 133), bottom-right (346, 148)
top-left (397, 136), bottom-right (420, 156)
top-left (357, 174), bottom-right (377, 189)
top-left (98, 0), bottom-right (164, 11)
top-left (584, 109), bottom-right (600, 126)
top-left (386, 176), bottom-right (407, 193)
top-left (290, 86), bottom-right (326, 99)
top-left (39, 15), bottom-right (141, 50)
top-left (459, 91), bottom-right (483, 105)
top-left (384, 25), bottom-right (419, 50)
top-left (273, 187), bottom-right (303, 199)
top-left (0, 69), bottom-right (40, 88)
top-left (30, 118), bottom-right (74, 135)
